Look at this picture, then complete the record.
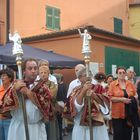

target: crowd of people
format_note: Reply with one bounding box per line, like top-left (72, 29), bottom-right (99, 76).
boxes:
top-left (0, 58), bottom-right (140, 140)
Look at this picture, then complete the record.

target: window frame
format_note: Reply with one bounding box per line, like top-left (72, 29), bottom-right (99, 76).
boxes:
top-left (46, 5), bottom-right (60, 30)
top-left (114, 17), bottom-right (123, 34)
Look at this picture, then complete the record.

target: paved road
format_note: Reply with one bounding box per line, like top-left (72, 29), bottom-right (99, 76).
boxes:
top-left (63, 127), bottom-right (140, 140)
top-left (63, 132), bottom-right (113, 140)
top-left (63, 133), bottom-right (71, 140)
top-left (63, 124), bottom-right (113, 140)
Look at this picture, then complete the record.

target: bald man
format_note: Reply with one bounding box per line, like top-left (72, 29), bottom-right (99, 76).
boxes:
top-left (67, 64), bottom-right (97, 97)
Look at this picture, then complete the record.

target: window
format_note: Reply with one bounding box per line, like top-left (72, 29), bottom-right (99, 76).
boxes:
top-left (46, 6), bottom-right (60, 30)
top-left (114, 17), bottom-right (123, 34)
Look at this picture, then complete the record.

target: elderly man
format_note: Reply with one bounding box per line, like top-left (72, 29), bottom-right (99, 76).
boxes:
top-left (64, 68), bottom-right (109, 140)
top-left (126, 68), bottom-right (136, 84)
top-left (67, 64), bottom-right (97, 98)
top-left (67, 64), bottom-right (85, 98)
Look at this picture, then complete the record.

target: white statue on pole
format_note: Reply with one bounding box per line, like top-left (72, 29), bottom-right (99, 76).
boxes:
top-left (9, 31), bottom-right (23, 55)
top-left (78, 29), bottom-right (92, 54)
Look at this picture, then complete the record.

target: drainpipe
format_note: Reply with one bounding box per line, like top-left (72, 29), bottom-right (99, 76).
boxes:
top-left (6, 0), bottom-right (10, 43)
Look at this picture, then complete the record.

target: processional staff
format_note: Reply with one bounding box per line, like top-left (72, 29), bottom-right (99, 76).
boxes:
top-left (78, 29), bottom-right (93, 140)
top-left (9, 32), bottom-right (30, 140)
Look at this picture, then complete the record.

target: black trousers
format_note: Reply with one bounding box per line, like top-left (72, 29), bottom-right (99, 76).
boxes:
top-left (56, 113), bottom-right (63, 140)
top-left (133, 127), bottom-right (139, 140)
top-left (112, 118), bottom-right (132, 140)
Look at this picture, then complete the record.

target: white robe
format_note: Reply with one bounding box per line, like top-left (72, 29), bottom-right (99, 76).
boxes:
top-left (7, 99), bottom-right (47, 140)
top-left (72, 99), bottom-right (109, 140)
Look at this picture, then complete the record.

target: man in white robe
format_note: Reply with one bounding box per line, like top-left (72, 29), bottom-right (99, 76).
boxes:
top-left (67, 64), bottom-right (97, 98)
top-left (65, 68), bottom-right (109, 140)
top-left (0, 58), bottom-right (53, 140)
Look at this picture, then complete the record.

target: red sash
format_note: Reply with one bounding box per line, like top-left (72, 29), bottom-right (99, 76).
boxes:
top-left (0, 80), bottom-right (54, 121)
top-left (0, 84), bottom-right (19, 113)
top-left (31, 80), bottom-right (54, 120)
top-left (63, 84), bottom-right (110, 126)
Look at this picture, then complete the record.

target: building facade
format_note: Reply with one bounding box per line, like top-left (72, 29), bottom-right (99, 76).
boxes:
top-left (1, 0), bottom-right (130, 44)
top-left (129, 3), bottom-right (140, 39)
top-left (23, 25), bottom-right (140, 82)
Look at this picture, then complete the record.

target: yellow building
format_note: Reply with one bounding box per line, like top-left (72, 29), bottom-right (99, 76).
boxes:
top-left (129, 3), bottom-right (140, 39)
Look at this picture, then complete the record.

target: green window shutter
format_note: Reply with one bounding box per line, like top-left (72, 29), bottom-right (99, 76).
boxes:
top-left (46, 6), bottom-right (53, 28)
top-left (54, 8), bottom-right (60, 30)
top-left (114, 17), bottom-right (123, 34)
top-left (46, 6), bottom-right (60, 30)
top-left (105, 46), bottom-right (140, 75)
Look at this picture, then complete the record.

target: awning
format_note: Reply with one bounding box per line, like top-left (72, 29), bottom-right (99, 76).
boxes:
top-left (0, 43), bottom-right (84, 68)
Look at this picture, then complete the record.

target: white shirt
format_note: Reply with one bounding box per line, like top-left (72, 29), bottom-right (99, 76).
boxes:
top-left (67, 78), bottom-right (97, 98)
top-left (36, 74), bottom-right (57, 85)
top-left (49, 74), bottom-right (57, 85)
